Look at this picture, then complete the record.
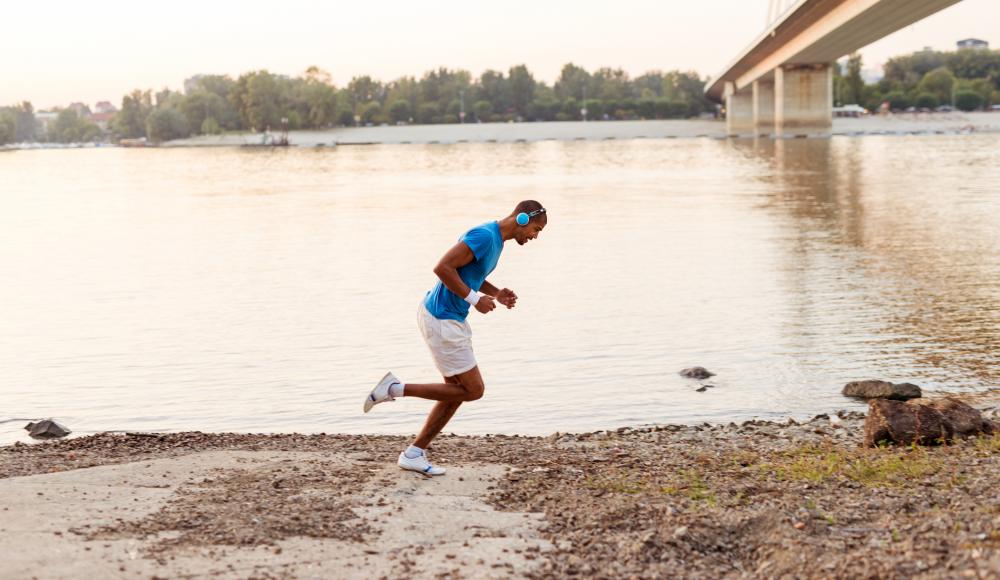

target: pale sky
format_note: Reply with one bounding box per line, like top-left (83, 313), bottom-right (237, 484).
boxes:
top-left (2, 0), bottom-right (996, 109)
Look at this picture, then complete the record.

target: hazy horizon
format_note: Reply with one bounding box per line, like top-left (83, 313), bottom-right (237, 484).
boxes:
top-left (2, 0), bottom-right (996, 109)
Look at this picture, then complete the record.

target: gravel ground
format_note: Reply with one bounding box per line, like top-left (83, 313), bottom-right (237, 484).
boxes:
top-left (2, 407), bottom-right (998, 579)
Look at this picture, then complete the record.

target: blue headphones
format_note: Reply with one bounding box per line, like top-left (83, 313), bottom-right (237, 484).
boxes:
top-left (516, 208), bottom-right (546, 226)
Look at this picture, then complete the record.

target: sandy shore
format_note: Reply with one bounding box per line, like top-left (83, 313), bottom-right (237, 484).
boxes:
top-left (160, 112), bottom-right (1000, 148)
top-left (2, 404), bottom-right (998, 579)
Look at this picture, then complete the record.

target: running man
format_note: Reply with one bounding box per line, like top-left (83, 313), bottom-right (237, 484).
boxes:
top-left (363, 200), bottom-right (548, 476)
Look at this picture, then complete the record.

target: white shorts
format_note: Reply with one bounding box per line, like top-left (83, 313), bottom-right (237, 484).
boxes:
top-left (417, 302), bottom-right (477, 378)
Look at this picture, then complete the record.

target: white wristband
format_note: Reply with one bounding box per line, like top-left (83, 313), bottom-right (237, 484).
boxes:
top-left (464, 289), bottom-right (480, 306)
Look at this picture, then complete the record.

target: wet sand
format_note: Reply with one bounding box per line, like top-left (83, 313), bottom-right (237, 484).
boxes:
top-left (163, 112), bottom-right (1000, 147)
top-left (2, 405), bottom-right (998, 579)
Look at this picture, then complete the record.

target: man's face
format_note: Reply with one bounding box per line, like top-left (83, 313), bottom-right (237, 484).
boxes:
top-left (515, 221), bottom-right (545, 245)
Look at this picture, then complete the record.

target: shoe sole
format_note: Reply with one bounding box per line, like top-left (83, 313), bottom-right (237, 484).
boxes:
top-left (363, 372), bottom-right (394, 413)
top-left (398, 464), bottom-right (446, 476)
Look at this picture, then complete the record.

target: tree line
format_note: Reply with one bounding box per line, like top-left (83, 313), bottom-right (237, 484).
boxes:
top-left (833, 48), bottom-right (1000, 112)
top-left (2, 63), bottom-right (714, 144)
top-left (4, 48), bottom-right (999, 146)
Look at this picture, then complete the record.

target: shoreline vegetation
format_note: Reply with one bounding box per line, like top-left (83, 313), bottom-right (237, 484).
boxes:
top-left (0, 113), bottom-right (997, 152)
top-left (3, 47), bottom-right (999, 147)
top-left (2, 395), bottom-right (997, 578)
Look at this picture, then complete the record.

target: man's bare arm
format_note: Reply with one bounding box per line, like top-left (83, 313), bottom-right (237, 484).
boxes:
top-left (433, 242), bottom-right (476, 297)
top-left (433, 243), bottom-right (497, 313)
top-left (479, 280), bottom-right (500, 297)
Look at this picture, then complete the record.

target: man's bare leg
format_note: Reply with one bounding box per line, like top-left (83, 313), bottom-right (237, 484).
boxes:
top-left (413, 367), bottom-right (484, 449)
top-left (402, 381), bottom-right (469, 402)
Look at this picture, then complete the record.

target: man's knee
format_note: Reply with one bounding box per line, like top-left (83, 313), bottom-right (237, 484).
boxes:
top-left (459, 378), bottom-right (485, 401)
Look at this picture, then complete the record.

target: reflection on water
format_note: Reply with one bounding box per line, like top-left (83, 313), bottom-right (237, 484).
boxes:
top-left (1, 135), bottom-right (997, 444)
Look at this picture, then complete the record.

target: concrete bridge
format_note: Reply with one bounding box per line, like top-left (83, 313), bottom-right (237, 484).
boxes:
top-left (705, 0), bottom-right (963, 137)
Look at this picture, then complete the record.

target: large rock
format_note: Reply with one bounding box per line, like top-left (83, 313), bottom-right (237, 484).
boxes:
top-left (679, 367), bottom-right (714, 380)
top-left (863, 398), bottom-right (995, 447)
top-left (913, 398), bottom-right (998, 437)
top-left (843, 380), bottom-right (922, 400)
top-left (24, 419), bottom-right (71, 440)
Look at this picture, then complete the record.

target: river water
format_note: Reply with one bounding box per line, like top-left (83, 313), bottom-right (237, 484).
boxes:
top-left (2, 134), bottom-right (998, 445)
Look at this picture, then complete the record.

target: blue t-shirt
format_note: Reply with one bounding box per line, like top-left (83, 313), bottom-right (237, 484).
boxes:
top-left (424, 221), bottom-right (504, 321)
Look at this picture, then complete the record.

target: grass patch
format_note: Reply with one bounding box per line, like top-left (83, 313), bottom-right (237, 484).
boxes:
top-left (660, 469), bottom-right (718, 506)
top-left (762, 442), bottom-right (946, 488)
top-left (973, 432), bottom-right (1000, 455)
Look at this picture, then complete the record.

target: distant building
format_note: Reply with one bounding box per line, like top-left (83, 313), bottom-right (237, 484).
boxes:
top-left (94, 101), bottom-right (117, 114)
top-left (82, 101), bottom-right (118, 132)
top-left (89, 111), bottom-right (116, 131)
top-left (68, 102), bottom-right (90, 117)
top-left (957, 38), bottom-right (988, 50)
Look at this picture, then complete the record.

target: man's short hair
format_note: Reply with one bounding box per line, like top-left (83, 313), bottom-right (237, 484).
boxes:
top-left (511, 200), bottom-right (547, 224)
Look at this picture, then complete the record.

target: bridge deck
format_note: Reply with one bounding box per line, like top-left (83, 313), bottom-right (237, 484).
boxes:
top-left (705, 0), bottom-right (963, 101)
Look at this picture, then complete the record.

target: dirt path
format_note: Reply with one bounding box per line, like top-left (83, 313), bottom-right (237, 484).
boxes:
top-left (0, 450), bottom-right (547, 579)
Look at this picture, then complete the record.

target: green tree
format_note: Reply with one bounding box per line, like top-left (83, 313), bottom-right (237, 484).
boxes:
top-left (388, 100), bottom-right (411, 123)
top-left (146, 108), bottom-right (190, 142)
top-left (336, 105), bottom-right (356, 126)
top-left (48, 109), bottom-right (101, 143)
top-left (0, 109), bottom-right (16, 144)
top-left (554, 63), bottom-right (591, 101)
top-left (885, 91), bottom-right (911, 111)
top-left (346, 76), bottom-right (383, 112)
top-left (300, 72), bottom-right (338, 128)
top-left (915, 93), bottom-right (938, 109)
top-left (508, 64), bottom-right (536, 118)
top-left (201, 117), bottom-right (221, 134)
top-left (637, 98), bottom-right (656, 119)
top-left (11, 101), bottom-right (37, 142)
top-left (231, 71), bottom-right (283, 131)
top-left (845, 53), bottom-right (864, 104)
top-left (185, 75), bottom-right (240, 129)
top-left (417, 103), bottom-right (440, 124)
top-left (582, 99), bottom-right (603, 120)
top-left (360, 101), bottom-right (382, 124)
top-left (478, 70), bottom-right (510, 115)
top-left (527, 87), bottom-right (560, 122)
top-left (472, 100), bottom-right (492, 122)
top-left (655, 99), bottom-right (688, 118)
top-left (917, 67), bottom-right (954, 104)
top-left (592, 67), bottom-right (631, 101)
top-left (884, 50), bottom-right (946, 86)
top-left (113, 90), bottom-right (153, 138)
top-left (179, 91), bottom-right (230, 135)
top-left (385, 77), bottom-right (419, 114)
top-left (561, 97), bottom-right (580, 120)
top-left (955, 90), bottom-right (983, 111)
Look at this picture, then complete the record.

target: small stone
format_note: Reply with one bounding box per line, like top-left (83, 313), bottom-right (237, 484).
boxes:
top-left (680, 367), bottom-right (714, 380)
top-left (23, 419), bottom-right (71, 439)
top-left (842, 380), bottom-right (921, 400)
top-left (673, 526), bottom-right (688, 539)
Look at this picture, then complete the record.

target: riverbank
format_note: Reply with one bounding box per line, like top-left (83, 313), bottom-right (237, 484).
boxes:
top-left (3, 113), bottom-right (998, 152)
top-left (160, 112), bottom-right (1000, 147)
top-left (3, 405), bottom-right (998, 578)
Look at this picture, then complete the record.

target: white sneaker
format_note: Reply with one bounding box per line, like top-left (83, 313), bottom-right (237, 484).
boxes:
top-left (397, 451), bottom-right (446, 476)
top-left (364, 372), bottom-right (400, 413)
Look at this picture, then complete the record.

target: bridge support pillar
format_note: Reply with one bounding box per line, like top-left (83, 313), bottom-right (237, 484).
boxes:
top-left (724, 82), bottom-right (754, 136)
top-left (752, 80), bottom-right (775, 137)
top-left (775, 64), bottom-right (832, 137)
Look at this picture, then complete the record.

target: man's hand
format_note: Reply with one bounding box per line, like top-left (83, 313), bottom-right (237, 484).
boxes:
top-left (475, 295), bottom-right (497, 314)
top-left (496, 288), bottom-right (518, 309)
